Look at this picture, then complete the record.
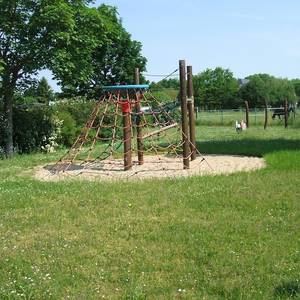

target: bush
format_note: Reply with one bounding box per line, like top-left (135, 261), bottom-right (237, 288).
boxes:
top-left (54, 97), bottom-right (94, 127)
top-left (12, 107), bottom-right (61, 154)
top-left (56, 111), bottom-right (78, 147)
top-left (54, 98), bottom-right (120, 144)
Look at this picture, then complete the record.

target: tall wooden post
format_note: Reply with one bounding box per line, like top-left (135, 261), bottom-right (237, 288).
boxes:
top-left (179, 60), bottom-right (190, 169)
top-left (134, 68), bottom-right (139, 84)
top-left (264, 99), bottom-right (268, 130)
top-left (135, 68), bottom-right (144, 165)
top-left (245, 100), bottom-right (250, 128)
top-left (284, 99), bottom-right (288, 128)
top-left (123, 96), bottom-right (132, 171)
top-left (187, 65), bottom-right (196, 161)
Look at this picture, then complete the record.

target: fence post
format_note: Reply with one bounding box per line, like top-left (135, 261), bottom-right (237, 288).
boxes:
top-left (179, 60), bottom-right (190, 169)
top-left (264, 100), bottom-right (268, 130)
top-left (245, 101), bottom-right (250, 128)
top-left (221, 108), bottom-right (224, 125)
top-left (284, 99), bottom-right (288, 128)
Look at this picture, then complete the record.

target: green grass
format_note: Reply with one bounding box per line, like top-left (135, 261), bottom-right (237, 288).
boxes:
top-left (0, 126), bottom-right (300, 299)
top-left (195, 109), bottom-right (299, 127)
top-left (196, 125), bottom-right (300, 156)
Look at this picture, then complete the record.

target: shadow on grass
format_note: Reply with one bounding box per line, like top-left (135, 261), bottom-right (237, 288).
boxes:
top-left (274, 281), bottom-right (300, 298)
top-left (197, 139), bottom-right (300, 157)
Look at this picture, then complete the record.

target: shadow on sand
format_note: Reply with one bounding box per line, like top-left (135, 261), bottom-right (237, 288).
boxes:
top-left (43, 163), bottom-right (85, 174)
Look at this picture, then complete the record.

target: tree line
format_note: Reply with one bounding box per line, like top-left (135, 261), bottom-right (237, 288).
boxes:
top-left (151, 67), bottom-right (299, 109)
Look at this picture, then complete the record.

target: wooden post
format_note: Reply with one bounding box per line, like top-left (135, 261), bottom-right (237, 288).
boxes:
top-left (264, 99), bottom-right (268, 130)
top-left (284, 99), bottom-right (288, 128)
top-left (142, 123), bottom-right (178, 139)
top-left (179, 60), bottom-right (190, 169)
top-left (134, 67), bottom-right (140, 85)
top-left (123, 96), bottom-right (132, 171)
top-left (187, 65), bottom-right (196, 161)
top-left (221, 108), bottom-right (224, 125)
top-left (245, 100), bottom-right (250, 128)
top-left (135, 68), bottom-right (144, 165)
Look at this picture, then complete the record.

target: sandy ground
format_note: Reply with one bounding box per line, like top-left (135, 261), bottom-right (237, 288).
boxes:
top-left (34, 155), bottom-right (266, 182)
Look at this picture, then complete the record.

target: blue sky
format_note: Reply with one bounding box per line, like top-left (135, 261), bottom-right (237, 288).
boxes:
top-left (43, 0), bottom-right (300, 91)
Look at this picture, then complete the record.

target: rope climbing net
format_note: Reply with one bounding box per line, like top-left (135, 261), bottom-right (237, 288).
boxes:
top-left (51, 84), bottom-right (208, 180)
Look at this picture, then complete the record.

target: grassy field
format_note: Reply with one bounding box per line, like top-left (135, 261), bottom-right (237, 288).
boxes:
top-left (195, 109), bottom-right (299, 127)
top-left (0, 126), bottom-right (300, 299)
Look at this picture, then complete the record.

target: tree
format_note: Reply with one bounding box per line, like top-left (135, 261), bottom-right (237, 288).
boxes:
top-left (35, 77), bottom-right (54, 105)
top-left (239, 74), bottom-right (272, 107)
top-left (55, 5), bottom-right (147, 98)
top-left (0, 1), bottom-right (147, 157)
top-left (193, 67), bottom-right (239, 108)
top-left (0, 0), bottom-right (89, 157)
top-left (18, 77), bottom-right (54, 105)
top-left (291, 79), bottom-right (300, 102)
top-left (150, 78), bottom-right (180, 101)
top-left (271, 78), bottom-right (296, 106)
top-left (150, 78), bottom-right (180, 90)
top-left (239, 74), bottom-right (297, 107)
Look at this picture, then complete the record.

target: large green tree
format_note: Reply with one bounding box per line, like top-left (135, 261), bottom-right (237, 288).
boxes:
top-left (239, 74), bottom-right (272, 107)
top-left (193, 67), bottom-right (239, 108)
top-left (0, 0), bottom-right (86, 157)
top-left (20, 77), bottom-right (55, 105)
top-left (36, 77), bottom-right (54, 105)
top-left (291, 79), bottom-right (300, 102)
top-left (56, 4), bottom-right (147, 98)
top-left (149, 78), bottom-right (180, 102)
top-left (239, 74), bottom-right (297, 107)
top-left (150, 78), bottom-right (180, 90)
top-left (271, 78), bottom-right (296, 105)
top-left (0, 1), bottom-right (146, 157)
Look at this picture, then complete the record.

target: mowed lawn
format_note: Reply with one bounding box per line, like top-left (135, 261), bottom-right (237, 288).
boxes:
top-left (0, 126), bottom-right (300, 299)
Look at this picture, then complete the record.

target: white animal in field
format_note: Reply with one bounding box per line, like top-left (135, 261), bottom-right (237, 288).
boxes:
top-left (241, 120), bottom-right (247, 130)
top-left (235, 120), bottom-right (242, 133)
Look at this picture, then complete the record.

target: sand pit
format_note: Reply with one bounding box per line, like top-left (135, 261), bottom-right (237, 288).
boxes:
top-left (34, 155), bottom-right (265, 182)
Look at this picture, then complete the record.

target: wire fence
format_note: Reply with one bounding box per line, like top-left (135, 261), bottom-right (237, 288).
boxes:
top-left (194, 107), bottom-right (299, 126)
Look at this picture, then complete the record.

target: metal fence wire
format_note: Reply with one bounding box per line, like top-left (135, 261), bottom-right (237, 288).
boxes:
top-left (194, 107), bottom-right (298, 126)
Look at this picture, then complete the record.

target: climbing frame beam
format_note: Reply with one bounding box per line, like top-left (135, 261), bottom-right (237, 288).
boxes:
top-left (187, 65), bottom-right (196, 161)
top-left (123, 93), bottom-right (132, 171)
top-left (179, 60), bottom-right (190, 169)
top-left (135, 68), bottom-right (144, 165)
